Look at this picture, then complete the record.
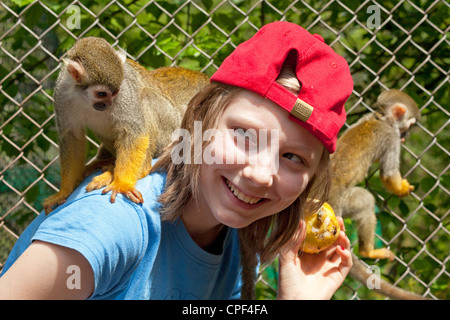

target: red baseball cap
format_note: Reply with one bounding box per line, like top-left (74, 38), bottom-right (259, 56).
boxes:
top-left (210, 21), bottom-right (353, 153)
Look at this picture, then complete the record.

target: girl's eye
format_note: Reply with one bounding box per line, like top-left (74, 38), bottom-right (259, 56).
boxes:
top-left (283, 153), bottom-right (306, 165)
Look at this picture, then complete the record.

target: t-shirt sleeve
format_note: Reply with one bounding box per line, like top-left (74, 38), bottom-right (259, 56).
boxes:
top-left (32, 194), bottom-right (147, 298)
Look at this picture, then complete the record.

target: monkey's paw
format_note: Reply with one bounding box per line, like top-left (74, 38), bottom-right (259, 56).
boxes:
top-left (86, 170), bottom-right (114, 192)
top-left (396, 179), bottom-right (414, 197)
top-left (101, 180), bottom-right (144, 204)
top-left (359, 248), bottom-right (395, 261)
top-left (43, 192), bottom-right (70, 215)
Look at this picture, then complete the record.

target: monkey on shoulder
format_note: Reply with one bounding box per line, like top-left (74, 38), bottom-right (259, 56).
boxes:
top-left (43, 37), bottom-right (209, 214)
top-left (329, 89), bottom-right (420, 260)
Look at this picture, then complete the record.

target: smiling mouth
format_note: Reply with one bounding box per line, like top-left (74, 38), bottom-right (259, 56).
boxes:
top-left (225, 178), bottom-right (264, 205)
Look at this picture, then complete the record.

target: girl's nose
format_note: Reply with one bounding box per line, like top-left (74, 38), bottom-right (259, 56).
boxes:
top-left (242, 161), bottom-right (274, 187)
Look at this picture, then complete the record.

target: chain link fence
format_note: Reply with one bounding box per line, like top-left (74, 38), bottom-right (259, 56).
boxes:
top-left (0, 0), bottom-right (448, 299)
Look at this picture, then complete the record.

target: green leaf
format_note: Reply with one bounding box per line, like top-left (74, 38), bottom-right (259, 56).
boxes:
top-left (420, 177), bottom-right (436, 192)
top-left (25, 184), bottom-right (40, 203)
top-left (440, 174), bottom-right (450, 189)
top-left (11, 0), bottom-right (34, 7)
top-left (398, 199), bottom-right (410, 215)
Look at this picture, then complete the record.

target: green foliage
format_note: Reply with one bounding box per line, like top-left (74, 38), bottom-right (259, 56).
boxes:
top-left (0, 0), bottom-right (448, 299)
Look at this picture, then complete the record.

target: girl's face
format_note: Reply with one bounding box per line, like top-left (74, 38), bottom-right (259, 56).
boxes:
top-left (197, 90), bottom-right (324, 229)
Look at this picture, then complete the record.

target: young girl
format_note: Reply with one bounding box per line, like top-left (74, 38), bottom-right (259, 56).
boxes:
top-left (0, 21), bottom-right (353, 300)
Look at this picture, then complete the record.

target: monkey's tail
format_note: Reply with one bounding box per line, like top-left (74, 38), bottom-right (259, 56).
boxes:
top-left (350, 253), bottom-right (430, 300)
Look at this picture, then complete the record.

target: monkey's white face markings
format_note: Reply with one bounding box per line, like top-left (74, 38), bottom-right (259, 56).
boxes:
top-left (192, 90), bottom-right (324, 229)
top-left (86, 84), bottom-right (118, 111)
top-left (400, 117), bottom-right (417, 141)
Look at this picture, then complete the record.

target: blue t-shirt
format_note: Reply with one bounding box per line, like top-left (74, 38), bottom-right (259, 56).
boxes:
top-left (1, 170), bottom-right (242, 300)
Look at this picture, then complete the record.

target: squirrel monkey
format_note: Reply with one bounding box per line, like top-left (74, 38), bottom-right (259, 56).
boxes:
top-left (329, 89), bottom-right (420, 261)
top-left (329, 89), bottom-right (427, 299)
top-left (43, 37), bottom-right (209, 214)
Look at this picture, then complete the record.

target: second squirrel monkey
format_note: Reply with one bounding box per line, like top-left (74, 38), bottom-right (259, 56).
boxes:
top-left (43, 37), bottom-right (209, 214)
top-left (329, 89), bottom-right (420, 261)
top-left (328, 89), bottom-right (428, 300)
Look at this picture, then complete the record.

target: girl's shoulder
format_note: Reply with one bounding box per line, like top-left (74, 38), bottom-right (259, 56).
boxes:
top-left (1, 168), bottom-right (167, 279)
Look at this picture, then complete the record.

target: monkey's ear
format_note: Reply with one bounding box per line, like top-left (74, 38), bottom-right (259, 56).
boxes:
top-left (392, 104), bottom-right (407, 120)
top-left (115, 47), bottom-right (127, 64)
top-left (65, 59), bottom-right (85, 83)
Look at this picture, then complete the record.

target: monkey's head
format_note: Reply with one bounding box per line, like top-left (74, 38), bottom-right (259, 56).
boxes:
top-left (64, 37), bottom-right (126, 111)
top-left (376, 89), bottom-right (421, 142)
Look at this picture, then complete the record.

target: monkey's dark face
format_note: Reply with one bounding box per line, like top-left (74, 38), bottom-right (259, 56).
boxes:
top-left (400, 130), bottom-right (409, 140)
top-left (399, 117), bottom-right (417, 142)
top-left (86, 84), bottom-right (119, 111)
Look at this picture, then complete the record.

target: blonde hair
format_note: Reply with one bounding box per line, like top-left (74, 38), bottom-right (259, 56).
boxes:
top-left (151, 67), bottom-right (331, 299)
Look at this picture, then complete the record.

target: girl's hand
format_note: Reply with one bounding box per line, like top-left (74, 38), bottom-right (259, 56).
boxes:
top-left (277, 217), bottom-right (352, 300)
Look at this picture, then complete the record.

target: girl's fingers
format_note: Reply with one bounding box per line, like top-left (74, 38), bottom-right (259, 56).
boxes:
top-left (336, 216), bottom-right (345, 232)
top-left (339, 230), bottom-right (350, 250)
top-left (335, 230), bottom-right (353, 274)
top-left (337, 242), bottom-right (353, 272)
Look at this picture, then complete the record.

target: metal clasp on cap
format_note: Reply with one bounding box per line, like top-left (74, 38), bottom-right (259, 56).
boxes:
top-left (290, 98), bottom-right (313, 122)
